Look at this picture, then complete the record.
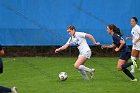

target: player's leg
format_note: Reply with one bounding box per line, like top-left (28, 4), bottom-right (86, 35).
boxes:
top-left (0, 86), bottom-right (17, 93)
top-left (74, 56), bottom-right (89, 80)
top-left (74, 55), bottom-right (94, 80)
top-left (0, 86), bottom-right (11, 93)
top-left (138, 51), bottom-right (140, 70)
top-left (117, 59), bottom-right (137, 81)
top-left (131, 49), bottom-right (139, 73)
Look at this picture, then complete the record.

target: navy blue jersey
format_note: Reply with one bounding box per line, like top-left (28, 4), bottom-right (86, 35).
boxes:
top-left (112, 33), bottom-right (130, 52)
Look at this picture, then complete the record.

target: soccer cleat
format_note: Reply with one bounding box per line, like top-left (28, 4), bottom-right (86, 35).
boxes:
top-left (132, 60), bottom-right (138, 68)
top-left (90, 68), bottom-right (95, 79)
top-left (11, 87), bottom-right (18, 93)
top-left (131, 78), bottom-right (138, 82)
top-left (130, 70), bottom-right (135, 73)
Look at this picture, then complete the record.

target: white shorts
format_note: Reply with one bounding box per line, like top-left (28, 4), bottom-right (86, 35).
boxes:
top-left (78, 50), bottom-right (91, 59)
top-left (132, 45), bottom-right (140, 51)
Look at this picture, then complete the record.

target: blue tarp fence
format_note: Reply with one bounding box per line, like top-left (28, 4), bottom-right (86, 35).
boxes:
top-left (0, 0), bottom-right (139, 46)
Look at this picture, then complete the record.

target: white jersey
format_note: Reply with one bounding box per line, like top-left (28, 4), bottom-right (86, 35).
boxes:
top-left (131, 24), bottom-right (140, 45)
top-left (66, 32), bottom-right (91, 53)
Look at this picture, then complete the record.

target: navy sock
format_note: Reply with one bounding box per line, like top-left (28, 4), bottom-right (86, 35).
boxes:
top-left (122, 62), bottom-right (133, 69)
top-left (0, 86), bottom-right (11, 93)
top-left (123, 69), bottom-right (135, 80)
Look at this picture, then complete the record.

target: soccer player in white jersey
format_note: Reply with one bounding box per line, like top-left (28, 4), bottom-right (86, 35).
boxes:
top-left (126, 17), bottom-right (140, 73)
top-left (55, 25), bottom-right (100, 80)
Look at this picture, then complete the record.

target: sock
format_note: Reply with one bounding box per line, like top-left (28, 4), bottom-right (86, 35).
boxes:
top-left (131, 56), bottom-right (136, 62)
top-left (131, 56), bottom-right (136, 70)
top-left (78, 65), bottom-right (92, 73)
top-left (131, 65), bottom-right (135, 71)
top-left (123, 69), bottom-right (135, 80)
top-left (0, 86), bottom-right (11, 92)
top-left (78, 70), bottom-right (89, 80)
top-left (122, 62), bottom-right (133, 69)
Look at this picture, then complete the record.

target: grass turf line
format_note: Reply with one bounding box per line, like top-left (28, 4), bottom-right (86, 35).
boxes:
top-left (0, 57), bottom-right (140, 93)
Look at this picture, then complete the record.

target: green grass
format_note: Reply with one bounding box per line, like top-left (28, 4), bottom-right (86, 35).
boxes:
top-left (1, 57), bottom-right (140, 93)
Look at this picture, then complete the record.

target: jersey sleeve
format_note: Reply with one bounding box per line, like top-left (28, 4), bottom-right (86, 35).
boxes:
top-left (77, 32), bottom-right (86, 38)
top-left (113, 35), bottom-right (121, 45)
top-left (66, 37), bottom-right (72, 44)
top-left (137, 27), bottom-right (140, 34)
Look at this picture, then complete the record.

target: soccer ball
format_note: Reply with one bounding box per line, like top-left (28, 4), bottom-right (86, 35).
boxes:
top-left (59, 72), bottom-right (68, 81)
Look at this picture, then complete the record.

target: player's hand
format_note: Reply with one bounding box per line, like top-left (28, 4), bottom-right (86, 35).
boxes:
top-left (95, 42), bottom-right (100, 45)
top-left (126, 37), bottom-right (129, 40)
top-left (101, 46), bottom-right (107, 49)
top-left (115, 48), bottom-right (120, 52)
top-left (55, 48), bottom-right (60, 53)
top-left (133, 41), bottom-right (137, 45)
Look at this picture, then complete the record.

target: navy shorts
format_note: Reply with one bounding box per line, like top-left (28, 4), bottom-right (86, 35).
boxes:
top-left (119, 52), bottom-right (131, 61)
top-left (0, 58), bottom-right (3, 74)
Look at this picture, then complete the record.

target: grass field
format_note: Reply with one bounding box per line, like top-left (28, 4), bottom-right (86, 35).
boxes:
top-left (1, 57), bottom-right (140, 93)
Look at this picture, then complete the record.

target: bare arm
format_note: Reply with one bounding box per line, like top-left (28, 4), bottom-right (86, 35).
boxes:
top-left (134, 34), bottom-right (140, 45)
top-left (85, 34), bottom-right (100, 45)
top-left (126, 36), bottom-right (132, 40)
top-left (0, 49), bottom-right (5, 56)
top-left (55, 44), bottom-right (70, 53)
top-left (102, 44), bottom-right (116, 49)
top-left (114, 40), bottom-right (125, 52)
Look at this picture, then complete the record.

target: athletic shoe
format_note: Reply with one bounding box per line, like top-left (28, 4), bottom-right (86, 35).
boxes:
top-left (131, 78), bottom-right (138, 82)
top-left (132, 60), bottom-right (138, 68)
top-left (130, 70), bottom-right (135, 73)
top-left (11, 87), bottom-right (18, 93)
top-left (90, 68), bottom-right (95, 79)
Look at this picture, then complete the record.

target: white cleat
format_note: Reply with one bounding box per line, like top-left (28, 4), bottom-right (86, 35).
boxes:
top-left (130, 70), bottom-right (135, 73)
top-left (132, 60), bottom-right (138, 68)
top-left (90, 68), bottom-right (95, 79)
top-left (131, 78), bottom-right (138, 82)
top-left (11, 87), bottom-right (18, 93)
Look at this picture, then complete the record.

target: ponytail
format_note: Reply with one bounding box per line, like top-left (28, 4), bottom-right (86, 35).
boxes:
top-left (108, 24), bottom-right (123, 36)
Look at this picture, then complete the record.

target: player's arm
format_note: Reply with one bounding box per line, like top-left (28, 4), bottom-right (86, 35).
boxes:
top-left (126, 36), bottom-right (132, 40)
top-left (102, 44), bottom-right (116, 49)
top-left (0, 47), bottom-right (5, 56)
top-left (134, 34), bottom-right (140, 45)
top-left (85, 34), bottom-right (100, 45)
top-left (114, 40), bottom-right (125, 52)
top-left (55, 44), bottom-right (70, 53)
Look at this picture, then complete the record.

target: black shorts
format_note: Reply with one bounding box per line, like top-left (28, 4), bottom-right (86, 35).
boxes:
top-left (0, 58), bottom-right (3, 74)
top-left (119, 52), bottom-right (131, 61)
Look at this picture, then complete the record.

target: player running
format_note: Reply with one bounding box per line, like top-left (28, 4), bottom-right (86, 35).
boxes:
top-left (102, 24), bottom-right (137, 81)
top-left (126, 17), bottom-right (140, 73)
top-left (55, 25), bottom-right (100, 80)
top-left (0, 46), bottom-right (18, 93)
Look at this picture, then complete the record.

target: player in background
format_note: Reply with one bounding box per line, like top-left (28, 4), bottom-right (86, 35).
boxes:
top-left (55, 25), bottom-right (100, 80)
top-left (0, 46), bottom-right (18, 93)
top-left (126, 17), bottom-right (140, 73)
top-left (102, 24), bottom-right (137, 81)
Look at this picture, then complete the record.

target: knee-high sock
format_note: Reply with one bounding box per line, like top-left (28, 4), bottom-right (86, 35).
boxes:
top-left (122, 62), bottom-right (133, 69)
top-left (123, 69), bottom-right (135, 80)
top-left (78, 65), bottom-right (92, 73)
top-left (78, 70), bottom-right (89, 80)
top-left (0, 86), bottom-right (11, 93)
top-left (131, 65), bottom-right (135, 71)
top-left (131, 56), bottom-right (136, 70)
